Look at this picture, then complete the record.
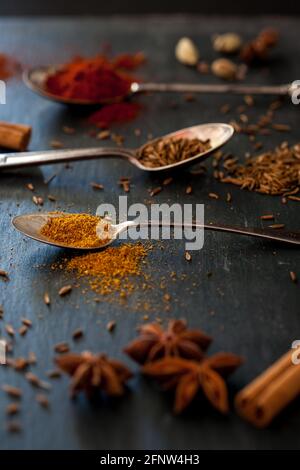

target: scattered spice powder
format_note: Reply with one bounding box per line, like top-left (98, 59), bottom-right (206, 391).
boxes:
top-left (89, 102), bottom-right (141, 128)
top-left (40, 213), bottom-right (107, 248)
top-left (64, 243), bottom-right (149, 298)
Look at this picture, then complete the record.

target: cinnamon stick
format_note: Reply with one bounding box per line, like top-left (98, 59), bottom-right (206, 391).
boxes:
top-left (0, 121), bottom-right (31, 151)
top-left (235, 350), bottom-right (300, 427)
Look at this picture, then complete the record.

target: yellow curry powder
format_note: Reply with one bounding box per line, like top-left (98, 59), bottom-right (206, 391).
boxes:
top-left (65, 243), bottom-right (149, 297)
top-left (40, 213), bottom-right (105, 248)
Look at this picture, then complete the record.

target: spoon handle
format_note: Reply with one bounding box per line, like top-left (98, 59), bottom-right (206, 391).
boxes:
top-left (136, 221), bottom-right (300, 245)
top-left (0, 147), bottom-right (134, 170)
top-left (133, 82), bottom-right (291, 96)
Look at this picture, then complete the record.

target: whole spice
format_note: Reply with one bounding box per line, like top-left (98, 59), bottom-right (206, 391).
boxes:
top-left (46, 52), bottom-right (144, 101)
top-left (55, 351), bottom-right (132, 398)
top-left (240, 28), bottom-right (279, 63)
top-left (58, 285), bottom-right (72, 297)
top-left (211, 58), bottom-right (238, 80)
top-left (235, 349), bottom-right (300, 427)
top-left (212, 33), bottom-right (242, 54)
top-left (137, 137), bottom-right (211, 168)
top-left (219, 142), bottom-right (300, 195)
top-left (40, 213), bottom-right (107, 248)
top-left (124, 320), bottom-right (212, 364)
top-left (143, 353), bottom-right (243, 414)
top-left (0, 121), bottom-right (31, 151)
top-left (175, 37), bottom-right (199, 66)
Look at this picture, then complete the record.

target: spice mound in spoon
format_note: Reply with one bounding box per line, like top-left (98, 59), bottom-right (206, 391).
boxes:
top-left (40, 213), bottom-right (111, 248)
top-left (136, 136), bottom-right (211, 168)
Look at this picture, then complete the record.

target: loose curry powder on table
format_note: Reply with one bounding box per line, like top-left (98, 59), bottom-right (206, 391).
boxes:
top-left (40, 213), bottom-right (106, 248)
top-left (66, 243), bottom-right (149, 297)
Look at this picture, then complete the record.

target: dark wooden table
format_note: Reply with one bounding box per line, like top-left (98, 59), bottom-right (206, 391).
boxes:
top-left (0, 16), bottom-right (299, 450)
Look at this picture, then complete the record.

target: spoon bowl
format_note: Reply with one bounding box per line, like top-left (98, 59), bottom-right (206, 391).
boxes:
top-left (23, 66), bottom-right (126, 106)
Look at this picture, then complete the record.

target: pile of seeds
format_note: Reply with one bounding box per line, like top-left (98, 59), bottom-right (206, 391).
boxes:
top-left (136, 137), bottom-right (211, 168)
top-left (40, 213), bottom-right (108, 248)
top-left (216, 142), bottom-right (300, 196)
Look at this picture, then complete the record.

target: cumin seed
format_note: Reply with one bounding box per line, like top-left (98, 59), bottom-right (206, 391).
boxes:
top-left (58, 285), bottom-right (72, 296)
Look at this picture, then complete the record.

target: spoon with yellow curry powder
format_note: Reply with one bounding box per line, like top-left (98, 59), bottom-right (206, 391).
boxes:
top-left (12, 212), bottom-right (300, 249)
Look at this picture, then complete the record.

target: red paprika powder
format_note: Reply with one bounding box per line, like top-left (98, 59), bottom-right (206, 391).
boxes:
top-left (88, 102), bottom-right (141, 128)
top-left (46, 52), bottom-right (145, 102)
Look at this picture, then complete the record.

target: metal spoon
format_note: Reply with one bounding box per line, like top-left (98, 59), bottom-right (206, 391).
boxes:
top-left (24, 66), bottom-right (298, 106)
top-left (0, 123), bottom-right (233, 172)
top-left (12, 213), bottom-right (300, 249)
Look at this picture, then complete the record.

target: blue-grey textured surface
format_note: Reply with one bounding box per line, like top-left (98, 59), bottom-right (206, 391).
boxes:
top-left (0, 16), bottom-right (299, 450)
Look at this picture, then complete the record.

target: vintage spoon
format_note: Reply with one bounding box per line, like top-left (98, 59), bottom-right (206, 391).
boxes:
top-left (0, 123), bottom-right (233, 172)
top-left (12, 213), bottom-right (300, 249)
top-left (23, 66), bottom-right (299, 106)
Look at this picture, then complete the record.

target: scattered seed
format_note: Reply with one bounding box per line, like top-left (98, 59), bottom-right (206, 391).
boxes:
top-left (5, 324), bottom-right (15, 337)
top-left (62, 126), bottom-right (75, 135)
top-left (150, 187), bottom-right (162, 197)
top-left (26, 183), bottom-right (34, 191)
top-left (54, 342), bottom-right (70, 354)
top-left (72, 328), bottom-right (83, 340)
top-left (50, 139), bottom-right (64, 149)
top-left (46, 369), bottom-right (61, 379)
top-left (185, 251), bottom-right (192, 261)
top-left (244, 95), bottom-right (254, 106)
top-left (90, 182), bottom-right (104, 190)
top-left (272, 124), bottom-right (291, 132)
top-left (25, 372), bottom-right (51, 390)
top-left (96, 130), bottom-right (110, 140)
top-left (19, 325), bottom-right (28, 336)
top-left (260, 214), bottom-right (274, 220)
top-left (28, 352), bottom-right (37, 365)
top-left (6, 403), bottom-right (20, 415)
top-left (0, 269), bottom-right (9, 280)
top-left (32, 195), bottom-right (44, 206)
top-left (2, 385), bottom-right (22, 398)
top-left (208, 192), bottom-right (219, 200)
top-left (44, 292), bottom-right (51, 305)
top-left (36, 394), bottom-right (49, 408)
top-left (7, 421), bottom-right (21, 433)
top-left (21, 318), bottom-right (32, 327)
top-left (268, 224), bottom-right (285, 229)
top-left (162, 177), bottom-right (173, 186)
top-left (58, 285), bottom-right (72, 296)
top-left (47, 194), bottom-right (57, 202)
top-left (290, 271), bottom-right (297, 283)
top-left (226, 192), bottom-right (232, 203)
top-left (186, 185), bottom-right (193, 194)
top-left (106, 321), bottom-right (116, 332)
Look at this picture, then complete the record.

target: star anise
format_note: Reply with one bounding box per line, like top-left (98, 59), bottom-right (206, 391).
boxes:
top-left (124, 320), bottom-right (212, 364)
top-left (55, 351), bottom-right (132, 398)
top-left (142, 352), bottom-right (243, 414)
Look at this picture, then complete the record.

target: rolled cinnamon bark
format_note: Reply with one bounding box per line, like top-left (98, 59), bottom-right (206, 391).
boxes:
top-left (235, 350), bottom-right (300, 427)
top-left (0, 121), bottom-right (31, 151)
